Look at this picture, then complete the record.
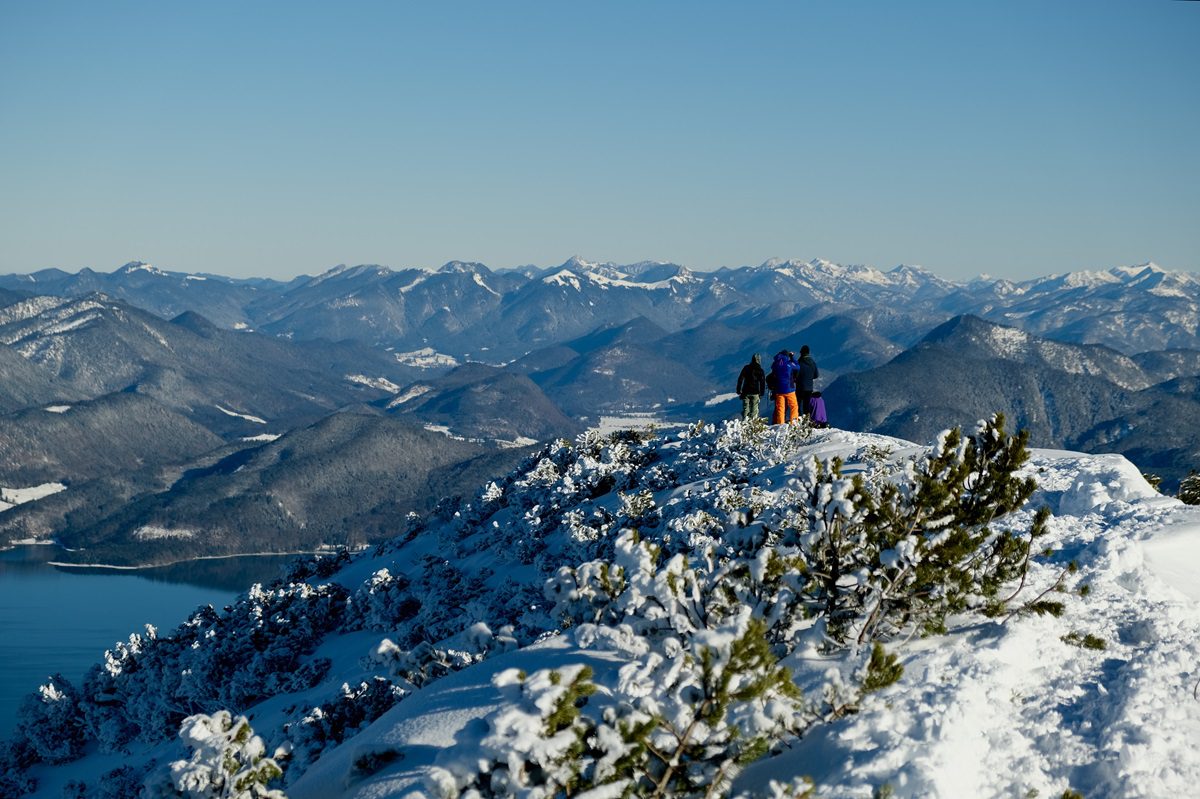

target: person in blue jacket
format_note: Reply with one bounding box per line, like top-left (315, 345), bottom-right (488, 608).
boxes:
top-left (770, 350), bottom-right (800, 424)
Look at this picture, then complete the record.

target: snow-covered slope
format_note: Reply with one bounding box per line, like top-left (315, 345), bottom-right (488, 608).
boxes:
top-left (6, 421), bottom-right (1200, 799)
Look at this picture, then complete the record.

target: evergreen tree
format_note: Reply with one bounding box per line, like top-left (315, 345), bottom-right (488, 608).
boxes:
top-left (15, 675), bottom-right (87, 764)
top-left (1178, 470), bottom-right (1200, 505)
top-left (144, 711), bottom-right (286, 799)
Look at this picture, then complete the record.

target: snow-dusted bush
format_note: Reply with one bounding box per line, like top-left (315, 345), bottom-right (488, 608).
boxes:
top-left (14, 675), bottom-right (87, 764)
top-left (143, 711), bottom-right (286, 799)
top-left (786, 415), bottom-right (1051, 644)
top-left (431, 615), bottom-right (807, 799)
top-left (279, 549), bottom-right (353, 583)
top-left (0, 745), bottom-right (35, 799)
top-left (1179, 470), bottom-right (1200, 505)
top-left (367, 622), bottom-right (517, 690)
top-left (67, 581), bottom-right (349, 756)
top-left (285, 677), bottom-right (406, 773)
top-left (352, 568), bottom-right (421, 630)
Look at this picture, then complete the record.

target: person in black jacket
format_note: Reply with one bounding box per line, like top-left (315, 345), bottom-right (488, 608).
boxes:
top-left (736, 353), bottom-right (767, 421)
top-left (794, 344), bottom-right (820, 417)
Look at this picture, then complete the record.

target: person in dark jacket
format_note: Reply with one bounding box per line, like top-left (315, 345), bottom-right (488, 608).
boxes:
top-left (735, 353), bottom-right (766, 421)
top-left (794, 344), bottom-right (820, 417)
top-left (770, 350), bottom-right (801, 424)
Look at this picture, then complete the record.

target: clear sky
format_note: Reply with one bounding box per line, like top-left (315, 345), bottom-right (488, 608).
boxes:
top-left (1, 1), bottom-right (1197, 281)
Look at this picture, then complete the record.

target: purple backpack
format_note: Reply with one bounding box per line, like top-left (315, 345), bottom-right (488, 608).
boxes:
top-left (808, 392), bottom-right (829, 427)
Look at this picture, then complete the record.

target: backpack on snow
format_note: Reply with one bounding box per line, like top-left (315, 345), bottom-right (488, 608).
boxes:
top-left (808, 391), bottom-right (829, 428)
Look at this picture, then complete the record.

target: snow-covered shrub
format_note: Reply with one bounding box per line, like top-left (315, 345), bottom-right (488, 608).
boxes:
top-left (1179, 470), bottom-right (1200, 505)
top-left (104, 766), bottom-right (144, 798)
top-left (284, 677), bottom-right (405, 773)
top-left (432, 615), bottom-right (805, 799)
top-left (366, 622), bottom-right (516, 694)
top-left (786, 415), bottom-right (1050, 645)
top-left (76, 581), bottom-right (350, 754)
top-left (427, 663), bottom-right (598, 798)
top-left (352, 568), bottom-right (422, 630)
top-left (549, 415), bottom-right (1047, 653)
top-left (278, 549), bottom-right (353, 584)
top-left (0, 739), bottom-right (36, 798)
top-left (144, 711), bottom-right (286, 799)
top-left (14, 675), bottom-right (87, 764)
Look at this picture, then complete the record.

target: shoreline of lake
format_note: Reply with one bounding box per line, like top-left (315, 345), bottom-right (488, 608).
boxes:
top-left (0, 546), bottom-right (303, 737)
top-left (46, 549), bottom-right (327, 571)
top-left (1, 537), bottom-right (360, 570)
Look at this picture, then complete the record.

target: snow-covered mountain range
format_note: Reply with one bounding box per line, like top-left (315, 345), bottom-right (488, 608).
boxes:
top-left (4, 419), bottom-right (1198, 798)
top-left (3, 258), bottom-right (1197, 357)
top-left (2, 257), bottom-right (1199, 565)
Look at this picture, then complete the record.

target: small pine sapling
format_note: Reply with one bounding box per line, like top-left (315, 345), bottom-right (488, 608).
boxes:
top-left (861, 643), bottom-right (904, 694)
top-left (1061, 632), bottom-right (1106, 651)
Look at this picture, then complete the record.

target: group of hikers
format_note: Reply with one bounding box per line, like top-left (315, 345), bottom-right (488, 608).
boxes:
top-left (735, 346), bottom-right (827, 426)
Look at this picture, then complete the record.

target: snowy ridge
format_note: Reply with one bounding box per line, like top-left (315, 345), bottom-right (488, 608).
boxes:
top-left (386, 384), bottom-right (433, 408)
top-left (0, 296), bottom-right (75, 327)
top-left (214, 405), bottom-right (267, 424)
top-left (7, 421), bottom-right (1199, 798)
top-left (307, 264), bottom-right (394, 287)
top-left (0, 299), bottom-right (108, 346)
top-left (345, 374), bottom-right (402, 393)
top-left (541, 257), bottom-right (698, 292)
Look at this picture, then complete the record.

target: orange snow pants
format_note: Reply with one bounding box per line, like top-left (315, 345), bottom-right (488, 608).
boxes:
top-left (773, 392), bottom-right (800, 424)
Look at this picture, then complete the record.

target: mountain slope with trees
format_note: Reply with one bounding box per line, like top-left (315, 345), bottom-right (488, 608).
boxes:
top-left (3, 420), bottom-right (1197, 798)
top-left (824, 315), bottom-right (1200, 487)
top-left (43, 409), bottom-right (534, 566)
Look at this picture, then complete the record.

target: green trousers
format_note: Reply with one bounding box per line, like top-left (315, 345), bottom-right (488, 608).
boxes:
top-left (740, 394), bottom-right (761, 421)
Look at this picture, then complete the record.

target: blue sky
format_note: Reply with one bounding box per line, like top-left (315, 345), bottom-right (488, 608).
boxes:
top-left (1, 1), bottom-right (1197, 280)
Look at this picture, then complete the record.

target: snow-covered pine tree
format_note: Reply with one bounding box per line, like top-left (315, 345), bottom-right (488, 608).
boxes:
top-left (143, 711), bottom-right (287, 799)
top-left (14, 675), bottom-right (87, 764)
top-left (791, 414), bottom-right (1051, 645)
top-left (1178, 470), bottom-right (1200, 505)
top-left (429, 614), bottom-right (806, 799)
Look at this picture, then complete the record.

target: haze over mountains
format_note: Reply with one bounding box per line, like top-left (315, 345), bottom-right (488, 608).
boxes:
top-left (1, 257), bottom-right (1197, 564)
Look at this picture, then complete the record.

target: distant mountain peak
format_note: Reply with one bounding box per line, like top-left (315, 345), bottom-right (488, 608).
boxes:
top-left (1111, 261), bottom-right (1164, 279)
top-left (438, 261), bottom-right (492, 275)
top-left (561, 255), bottom-right (599, 271)
top-left (309, 263), bottom-right (393, 286)
top-left (117, 261), bottom-right (166, 277)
